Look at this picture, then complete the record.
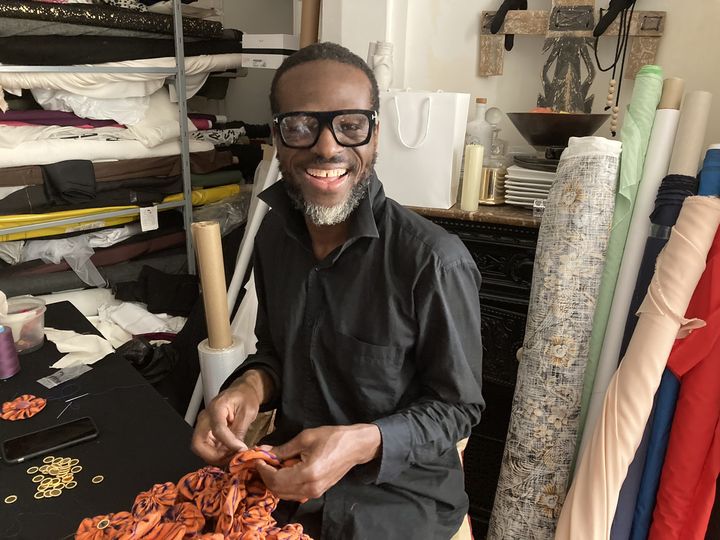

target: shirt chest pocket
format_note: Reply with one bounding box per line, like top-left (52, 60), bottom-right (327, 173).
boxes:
top-left (312, 329), bottom-right (409, 423)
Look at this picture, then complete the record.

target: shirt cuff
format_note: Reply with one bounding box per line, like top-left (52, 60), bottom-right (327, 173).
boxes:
top-left (220, 355), bottom-right (282, 412)
top-left (371, 413), bottom-right (412, 484)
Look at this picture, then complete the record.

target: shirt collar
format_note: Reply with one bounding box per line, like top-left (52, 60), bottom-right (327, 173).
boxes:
top-left (258, 171), bottom-right (383, 243)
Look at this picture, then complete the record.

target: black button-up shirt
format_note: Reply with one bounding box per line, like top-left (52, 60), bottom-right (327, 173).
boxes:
top-left (232, 173), bottom-right (484, 539)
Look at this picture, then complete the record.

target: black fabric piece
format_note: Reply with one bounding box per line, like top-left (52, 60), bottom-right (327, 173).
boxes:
top-left (113, 265), bottom-right (198, 317)
top-left (96, 174), bottom-right (182, 193)
top-left (706, 473), bottom-right (720, 540)
top-left (0, 185), bottom-right (49, 213)
top-left (618, 174), bottom-right (699, 359)
top-left (222, 143), bottom-right (264, 182)
top-left (0, 36), bottom-right (241, 65)
top-left (195, 75), bottom-right (230, 100)
top-left (224, 174), bottom-right (484, 539)
top-left (0, 184), bottom-right (168, 214)
top-left (42, 159), bottom-right (96, 205)
top-left (116, 336), bottom-right (178, 385)
top-left (0, 0), bottom-right (222, 38)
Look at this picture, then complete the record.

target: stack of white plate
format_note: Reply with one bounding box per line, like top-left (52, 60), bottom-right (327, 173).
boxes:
top-left (504, 165), bottom-right (556, 209)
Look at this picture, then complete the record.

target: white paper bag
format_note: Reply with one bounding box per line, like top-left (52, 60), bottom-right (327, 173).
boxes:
top-left (375, 89), bottom-right (470, 209)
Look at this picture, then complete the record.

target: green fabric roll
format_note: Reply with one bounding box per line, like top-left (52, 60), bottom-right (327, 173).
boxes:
top-left (576, 65), bottom-right (664, 451)
top-left (191, 170), bottom-right (245, 188)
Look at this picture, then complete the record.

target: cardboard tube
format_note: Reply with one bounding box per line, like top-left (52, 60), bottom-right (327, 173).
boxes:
top-left (657, 77), bottom-right (684, 110)
top-left (192, 221), bottom-right (232, 349)
top-left (300, 0), bottom-right (321, 48)
top-left (668, 90), bottom-right (713, 176)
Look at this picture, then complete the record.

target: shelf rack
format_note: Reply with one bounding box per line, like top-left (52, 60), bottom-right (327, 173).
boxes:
top-left (0, 0), bottom-right (197, 274)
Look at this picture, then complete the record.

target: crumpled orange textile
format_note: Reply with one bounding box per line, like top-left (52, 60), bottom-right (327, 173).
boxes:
top-left (75, 449), bottom-right (312, 540)
top-left (1, 394), bottom-right (46, 421)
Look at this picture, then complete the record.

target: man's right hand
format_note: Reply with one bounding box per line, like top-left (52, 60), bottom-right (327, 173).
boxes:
top-left (190, 370), bottom-right (272, 465)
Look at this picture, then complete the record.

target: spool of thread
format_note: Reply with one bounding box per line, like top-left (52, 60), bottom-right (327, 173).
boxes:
top-left (0, 325), bottom-right (20, 380)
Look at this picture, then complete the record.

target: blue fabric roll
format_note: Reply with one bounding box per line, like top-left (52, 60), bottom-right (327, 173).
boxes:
top-left (629, 369), bottom-right (681, 539)
top-left (699, 149), bottom-right (720, 196)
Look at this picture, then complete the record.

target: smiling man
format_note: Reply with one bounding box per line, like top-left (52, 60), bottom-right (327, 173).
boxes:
top-left (191, 42), bottom-right (484, 539)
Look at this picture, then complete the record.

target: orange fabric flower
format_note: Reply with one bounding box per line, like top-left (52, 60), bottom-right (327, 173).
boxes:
top-left (1, 394), bottom-right (46, 421)
top-left (75, 511), bottom-right (134, 540)
top-left (163, 502), bottom-right (205, 536)
top-left (132, 482), bottom-right (177, 517)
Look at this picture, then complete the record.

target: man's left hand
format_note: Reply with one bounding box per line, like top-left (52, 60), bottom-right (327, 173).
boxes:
top-left (255, 424), bottom-right (381, 501)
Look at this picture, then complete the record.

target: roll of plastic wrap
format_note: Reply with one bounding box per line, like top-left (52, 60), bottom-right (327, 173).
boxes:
top-left (198, 337), bottom-right (246, 406)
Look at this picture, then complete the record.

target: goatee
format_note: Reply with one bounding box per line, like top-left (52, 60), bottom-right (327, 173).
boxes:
top-left (283, 156), bottom-right (376, 226)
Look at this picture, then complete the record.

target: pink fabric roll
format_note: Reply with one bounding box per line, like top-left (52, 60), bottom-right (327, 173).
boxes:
top-left (555, 196), bottom-right (720, 540)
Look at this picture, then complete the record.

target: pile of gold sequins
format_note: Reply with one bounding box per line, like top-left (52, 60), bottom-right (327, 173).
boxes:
top-left (27, 455), bottom-right (82, 499)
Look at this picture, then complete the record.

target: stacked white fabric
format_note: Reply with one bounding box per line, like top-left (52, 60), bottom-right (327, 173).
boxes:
top-left (504, 164), bottom-right (556, 208)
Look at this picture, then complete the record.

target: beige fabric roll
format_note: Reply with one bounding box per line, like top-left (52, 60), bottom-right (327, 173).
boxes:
top-left (555, 196), bottom-right (720, 540)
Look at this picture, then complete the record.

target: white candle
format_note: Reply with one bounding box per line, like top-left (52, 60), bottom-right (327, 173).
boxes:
top-left (460, 144), bottom-right (485, 211)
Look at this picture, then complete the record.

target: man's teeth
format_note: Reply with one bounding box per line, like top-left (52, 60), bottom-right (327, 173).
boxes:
top-left (306, 168), bottom-right (347, 178)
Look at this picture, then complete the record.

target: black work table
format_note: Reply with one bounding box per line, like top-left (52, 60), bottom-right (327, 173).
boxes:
top-left (0, 301), bottom-right (203, 539)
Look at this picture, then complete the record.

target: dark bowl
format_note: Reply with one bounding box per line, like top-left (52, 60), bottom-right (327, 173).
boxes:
top-left (507, 112), bottom-right (610, 149)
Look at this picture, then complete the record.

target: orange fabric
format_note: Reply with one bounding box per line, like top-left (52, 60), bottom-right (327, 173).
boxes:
top-left (75, 449), bottom-right (312, 539)
top-left (1, 394), bottom-right (46, 421)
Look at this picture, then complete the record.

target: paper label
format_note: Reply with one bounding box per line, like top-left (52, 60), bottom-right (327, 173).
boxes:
top-left (140, 206), bottom-right (159, 232)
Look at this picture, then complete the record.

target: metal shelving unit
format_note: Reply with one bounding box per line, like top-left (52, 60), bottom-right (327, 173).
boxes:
top-left (0, 0), bottom-right (196, 274)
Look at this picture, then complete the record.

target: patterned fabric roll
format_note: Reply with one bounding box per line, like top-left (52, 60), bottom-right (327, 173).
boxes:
top-left (487, 136), bottom-right (621, 540)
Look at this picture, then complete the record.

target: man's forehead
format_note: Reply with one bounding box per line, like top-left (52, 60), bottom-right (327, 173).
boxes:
top-left (276, 60), bottom-right (372, 110)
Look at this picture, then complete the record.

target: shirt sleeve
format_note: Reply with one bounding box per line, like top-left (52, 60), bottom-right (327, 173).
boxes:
top-left (220, 250), bottom-right (282, 412)
top-left (371, 257), bottom-right (485, 484)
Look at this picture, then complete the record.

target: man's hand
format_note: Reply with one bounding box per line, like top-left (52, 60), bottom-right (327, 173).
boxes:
top-left (255, 424), bottom-right (381, 501)
top-left (190, 370), bottom-right (273, 465)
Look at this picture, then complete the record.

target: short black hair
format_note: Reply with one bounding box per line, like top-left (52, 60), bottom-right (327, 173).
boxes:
top-left (270, 41), bottom-right (380, 115)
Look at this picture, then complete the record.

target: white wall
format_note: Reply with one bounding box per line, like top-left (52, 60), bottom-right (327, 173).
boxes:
top-left (323, 0), bottom-right (720, 156)
top-left (216, 0), bottom-right (294, 124)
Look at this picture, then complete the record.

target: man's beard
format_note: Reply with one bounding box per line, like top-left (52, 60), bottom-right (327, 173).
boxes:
top-left (283, 156), bottom-right (376, 226)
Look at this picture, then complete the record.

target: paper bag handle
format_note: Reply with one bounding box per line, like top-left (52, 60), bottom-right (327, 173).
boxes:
top-left (393, 96), bottom-right (431, 149)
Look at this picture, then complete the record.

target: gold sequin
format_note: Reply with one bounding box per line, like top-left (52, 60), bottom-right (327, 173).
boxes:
top-left (4, 495), bottom-right (17, 504)
top-left (26, 466), bottom-right (39, 474)
top-left (69, 459), bottom-right (79, 466)
top-left (70, 465), bottom-right (82, 473)
top-left (97, 518), bottom-right (110, 530)
top-left (42, 456), bottom-right (54, 464)
top-left (33, 492), bottom-right (44, 500)
top-left (31, 475), bottom-right (44, 483)
top-left (49, 489), bottom-right (62, 497)
top-left (65, 481), bottom-right (77, 489)
top-left (91, 475), bottom-right (104, 484)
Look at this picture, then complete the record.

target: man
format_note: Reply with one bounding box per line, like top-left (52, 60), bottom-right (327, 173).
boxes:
top-left (191, 42), bottom-right (484, 539)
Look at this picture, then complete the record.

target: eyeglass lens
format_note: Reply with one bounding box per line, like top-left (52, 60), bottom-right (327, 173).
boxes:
top-left (279, 113), bottom-right (371, 147)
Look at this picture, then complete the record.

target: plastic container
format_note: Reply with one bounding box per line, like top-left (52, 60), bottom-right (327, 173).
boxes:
top-left (0, 296), bottom-right (47, 354)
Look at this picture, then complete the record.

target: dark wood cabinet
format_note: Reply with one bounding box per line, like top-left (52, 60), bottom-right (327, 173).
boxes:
top-left (415, 207), bottom-right (540, 539)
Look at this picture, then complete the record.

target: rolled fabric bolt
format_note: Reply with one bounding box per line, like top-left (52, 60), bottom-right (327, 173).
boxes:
top-left (191, 221), bottom-right (232, 350)
top-left (668, 91), bottom-right (713, 176)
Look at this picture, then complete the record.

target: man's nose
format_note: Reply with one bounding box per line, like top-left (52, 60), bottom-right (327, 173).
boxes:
top-left (311, 124), bottom-right (343, 158)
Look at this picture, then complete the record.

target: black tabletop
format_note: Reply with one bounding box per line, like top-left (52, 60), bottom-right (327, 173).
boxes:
top-left (0, 301), bottom-right (203, 540)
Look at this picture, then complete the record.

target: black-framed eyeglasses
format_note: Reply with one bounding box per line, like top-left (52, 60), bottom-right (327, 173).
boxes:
top-left (273, 109), bottom-right (377, 149)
